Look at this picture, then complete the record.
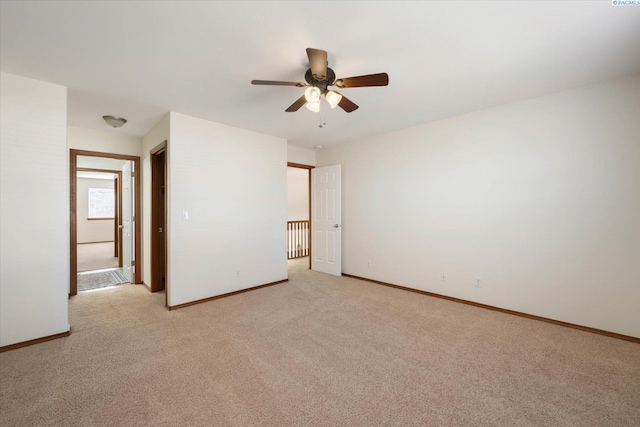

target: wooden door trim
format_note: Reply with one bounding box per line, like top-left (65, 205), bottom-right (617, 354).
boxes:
top-left (70, 149), bottom-right (142, 296)
top-left (77, 167), bottom-right (121, 173)
top-left (151, 141), bottom-right (167, 301)
top-left (287, 162), bottom-right (314, 269)
top-left (287, 162), bottom-right (314, 170)
top-left (150, 141), bottom-right (166, 155)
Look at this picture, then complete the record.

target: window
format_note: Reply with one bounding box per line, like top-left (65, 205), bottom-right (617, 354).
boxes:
top-left (88, 187), bottom-right (115, 219)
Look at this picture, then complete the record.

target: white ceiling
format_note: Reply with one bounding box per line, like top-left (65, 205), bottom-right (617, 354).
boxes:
top-left (2, 1), bottom-right (639, 149)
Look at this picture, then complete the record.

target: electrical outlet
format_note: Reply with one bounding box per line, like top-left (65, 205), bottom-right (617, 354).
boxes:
top-left (367, 260), bottom-right (372, 268)
top-left (441, 272), bottom-right (446, 282)
top-left (476, 277), bottom-right (482, 288)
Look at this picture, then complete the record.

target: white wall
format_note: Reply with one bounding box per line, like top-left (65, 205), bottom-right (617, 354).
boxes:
top-left (77, 156), bottom-right (129, 170)
top-left (168, 112), bottom-right (287, 307)
top-left (0, 72), bottom-right (69, 347)
top-left (141, 113), bottom-right (170, 285)
top-left (76, 177), bottom-right (115, 243)
top-left (68, 125), bottom-right (142, 157)
top-left (287, 145), bottom-right (313, 221)
top-left (287, 168), bottom-right (309, 221)
top-left (317, 73), bottom-right (640, 338)
top-left (287, 145), bottom-right (316, 166)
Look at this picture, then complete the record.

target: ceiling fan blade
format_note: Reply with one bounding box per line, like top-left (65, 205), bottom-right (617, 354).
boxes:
top-left (285, 95), bottom-right (307, 112)
top-left (306, 48), bottom-right (328, 80)
top-left (252, 80), bottom-right (305, 87)
top-left (334, 73), bottom-right (389, 88)
top-left (337, 94), bottom-right (359, 113)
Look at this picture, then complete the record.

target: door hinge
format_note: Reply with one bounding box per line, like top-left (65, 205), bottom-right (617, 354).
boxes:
top-left (131, 260), bottom-right (135, 267)
top-left (132, 216), bottom-right (135, 222)
top-left (131, 171), bottom-right (135, 178)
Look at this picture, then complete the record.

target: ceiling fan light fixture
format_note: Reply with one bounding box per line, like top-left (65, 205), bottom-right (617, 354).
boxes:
top-left (325, 91), bottom-right (343, 109)
top-left (306, 101), bottom-right (320, 113)
top-left (252, 48), bottom-right (386, 114)
top-left (304, 86), bottom-right (321, 103)
top-left (102, 115), bottom-right (127, 128)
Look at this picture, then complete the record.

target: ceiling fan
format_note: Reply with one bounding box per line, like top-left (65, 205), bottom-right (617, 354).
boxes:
top-left (251, 48), bottom-right (389, 113)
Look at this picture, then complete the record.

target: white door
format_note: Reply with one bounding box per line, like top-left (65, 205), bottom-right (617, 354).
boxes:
top-left (121, 161), bottom-right (133, 282)
top-left (311, 165), bottom-right (341, 276)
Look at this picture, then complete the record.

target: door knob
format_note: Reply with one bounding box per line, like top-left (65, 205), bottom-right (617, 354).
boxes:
top-left (158, 228), bottom-right (163, 233)
top-left (334, 224), bottom-right (339, 228)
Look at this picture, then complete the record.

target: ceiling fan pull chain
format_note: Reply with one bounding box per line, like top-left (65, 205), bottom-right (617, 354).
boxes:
top-left (319, 114), bottom-right (327, 129)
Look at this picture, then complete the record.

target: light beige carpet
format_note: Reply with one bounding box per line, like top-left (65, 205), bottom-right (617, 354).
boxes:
top-left (77, 242), bottom-right (118, 272)
top-left (1, 257), bottom-right (639, 426)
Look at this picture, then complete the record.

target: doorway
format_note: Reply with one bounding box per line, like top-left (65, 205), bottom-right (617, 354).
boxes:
top-left (70, 149), bottom-right (142, 296)
top-left (287, 162), bottom-right (314, 269)
top-left (150, 141), bottom-right (167, 297)
top-left (75, 168), bottom-right (122, 277)
top-left (310, 164), bottom-right (342, 276)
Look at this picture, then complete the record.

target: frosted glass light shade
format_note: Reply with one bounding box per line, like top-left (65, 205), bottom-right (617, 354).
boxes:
top-left (304, 86), bottom-right (322, 103)
top-left (102, 115), bottom-right (127, 128)
top-left (306, 101), bottom-right (320, 112)
top-left (325, 91), bottom-right (343, 109)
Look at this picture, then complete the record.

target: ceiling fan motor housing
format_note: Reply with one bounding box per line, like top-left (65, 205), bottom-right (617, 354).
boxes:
top-left (305, 67), bottom-right (336, 93)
